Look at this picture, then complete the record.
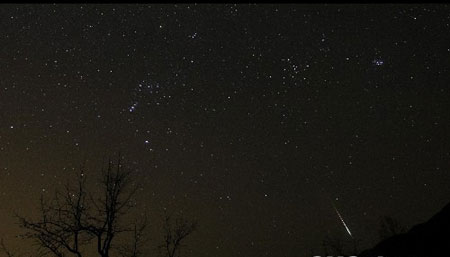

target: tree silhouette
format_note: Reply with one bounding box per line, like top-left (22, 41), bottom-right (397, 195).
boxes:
top-left (158, 212), bottom-right (197, 257)
top-left (16, 169), bottom-right (93, 257)
top-left (0, 239), bottom-right (20, 257)
top-left (2, 156), bottom-right (196, 257)
top-left (378, 215), bottom-right (406, 240)
top-left (117, 219), bottom-right (147, 257)
top-left (321, 234), bottom-right (361, 256)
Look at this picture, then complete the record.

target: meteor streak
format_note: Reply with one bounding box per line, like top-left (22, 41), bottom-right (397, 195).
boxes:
top-left (333, 204), bottom-right (353, 238)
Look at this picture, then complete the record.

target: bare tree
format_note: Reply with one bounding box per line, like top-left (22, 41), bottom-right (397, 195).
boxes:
top-left (322, 234), bottom-right (345, 256)
top-left (13, 157), bottom-right (146, 257)
top-left (16, 170), bottom-right (90, 257)
top-left (158, 213), bottom-right (197, 257)
top-left (84, 158), bottom-right (140, 257)
top-left (378, 215), bottom-right (406, 240)
top-left (322, 235), bottom-right (360, 256)
top-left (1, 239), bottom-right (18, 257)
top-left (117, 217), bottom-right (147, 257)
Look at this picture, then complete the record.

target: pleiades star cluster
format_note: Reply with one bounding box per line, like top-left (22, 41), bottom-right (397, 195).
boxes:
top-left (1, 4), bottom-right (450, 257)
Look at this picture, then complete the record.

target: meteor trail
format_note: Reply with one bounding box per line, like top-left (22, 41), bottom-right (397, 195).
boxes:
top-left (333, 203), bottom-right (353, 238)
top-left (309, 169), bottom-right (354, 238)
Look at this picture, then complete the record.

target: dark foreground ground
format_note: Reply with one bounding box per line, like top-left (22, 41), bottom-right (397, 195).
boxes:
top-left (358, 200), bottom-right (450, 257)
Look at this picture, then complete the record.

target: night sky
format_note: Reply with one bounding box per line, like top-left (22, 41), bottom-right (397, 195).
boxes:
top-left (1, 4), bottom-right (450, 257)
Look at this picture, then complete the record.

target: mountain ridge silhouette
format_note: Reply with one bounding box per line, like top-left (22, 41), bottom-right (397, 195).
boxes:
top-left (359, 201), bottom-right (450, 257)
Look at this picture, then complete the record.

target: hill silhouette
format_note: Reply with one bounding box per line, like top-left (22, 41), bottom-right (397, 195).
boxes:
top-left (359, 201), bottom-right (450, 257)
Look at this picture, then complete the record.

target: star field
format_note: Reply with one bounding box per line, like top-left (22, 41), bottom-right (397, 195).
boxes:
top-left (1, 4), bottom-right (450, 257)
